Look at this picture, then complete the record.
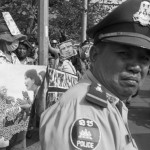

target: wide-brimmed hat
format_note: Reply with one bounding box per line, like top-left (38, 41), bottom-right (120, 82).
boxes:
top-left (0, 23), bottom-right (26, 43)
top-left (87, 0), bottom-right (150, 50)
top-left (0, 12), bottom-right (26, 43)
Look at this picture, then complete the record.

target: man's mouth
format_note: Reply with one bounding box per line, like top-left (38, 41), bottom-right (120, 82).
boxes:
top-left (121, 76), bottom-right (139, 86)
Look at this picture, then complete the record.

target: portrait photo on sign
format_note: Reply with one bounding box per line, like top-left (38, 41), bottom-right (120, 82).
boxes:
top-left (58, 39), bottom-right (77, 60)
top-left (0, 64), bottom-right (46, 141)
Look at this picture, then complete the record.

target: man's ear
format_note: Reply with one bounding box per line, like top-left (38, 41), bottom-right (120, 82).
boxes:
top-left (90, 46), bottom-right (98, 62)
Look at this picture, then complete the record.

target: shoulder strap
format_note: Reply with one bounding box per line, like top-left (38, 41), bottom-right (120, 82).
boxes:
top-left (85, 83), bottom-right (108, 108)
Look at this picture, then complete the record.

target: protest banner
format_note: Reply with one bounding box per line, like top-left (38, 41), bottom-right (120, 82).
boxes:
top-left (0, 64), bottom-right (46, 145)
top-left (46, 67), bottom-right (78, 108)
top-left (0, 63), bottom-right (77, 146)
top-left (58, 39), bottom-right (77, 60)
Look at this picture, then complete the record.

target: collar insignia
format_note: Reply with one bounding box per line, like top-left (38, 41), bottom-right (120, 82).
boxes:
top-left (95, 84), bottom-right (102, 93)
top-left (133, 1), bottom-right (150, 26)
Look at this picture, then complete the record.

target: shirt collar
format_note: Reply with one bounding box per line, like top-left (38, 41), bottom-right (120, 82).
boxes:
top-left (84, 70), bottom-right (119, 105)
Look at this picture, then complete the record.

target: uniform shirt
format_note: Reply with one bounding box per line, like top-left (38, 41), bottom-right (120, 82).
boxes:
top-left (40, 70), bottom-right (138, 150)
top-left (0, 50), bottom-right (20, 64)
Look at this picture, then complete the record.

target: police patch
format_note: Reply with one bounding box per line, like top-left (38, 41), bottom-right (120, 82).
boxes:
top-left (70, 118), bottom-right (101, 150)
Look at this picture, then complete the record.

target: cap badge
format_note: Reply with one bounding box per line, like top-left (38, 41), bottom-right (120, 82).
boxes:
top-left (133, 1), bottom-right (150, 26)
top-left (70, 118), bottom-right (101, 150)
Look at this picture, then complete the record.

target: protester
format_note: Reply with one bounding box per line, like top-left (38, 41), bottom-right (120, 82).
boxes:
top-left (48, 55), bottom-right (56, 69)
top-left (56, 39), bottom-right (78, 75)
top-left (48, 38), bottom-right (60, 69)
top-left (15, 41), bottom-right (35, 65)
top-left (59, 30), bottom-right (67, 43)
top-left (70, 54), bottom-right (83, 79)
top-left (40, 0), bottom-right (150, 149)
top-left (0, 17), bottom-right (26, 64)
top-left (79, 41), bottom-right (92, 73)
top-left (29, 41), bottom-right (39, 65)
top-left (50, 39), bottom-right (58, 49)
top-left (0, 11), bottom-right (28, 150)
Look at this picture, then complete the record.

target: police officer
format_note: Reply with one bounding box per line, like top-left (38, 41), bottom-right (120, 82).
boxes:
top-left (40, 0), bottom-right (150, 149)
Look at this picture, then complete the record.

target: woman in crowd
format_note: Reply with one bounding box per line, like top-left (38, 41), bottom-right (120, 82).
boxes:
top-left (15, 41), bottom-right (35, 65)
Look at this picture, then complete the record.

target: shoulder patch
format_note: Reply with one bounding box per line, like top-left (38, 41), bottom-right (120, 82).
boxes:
top-left (70, 118), bottom-right (101, 150)
top-left (85, 83), bottom-right (108, 108)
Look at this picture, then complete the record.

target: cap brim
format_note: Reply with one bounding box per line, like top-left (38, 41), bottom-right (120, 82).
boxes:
top-left (102, 36), bottom-right (150, 50)
top-left (0, 33), bottom-right (27, 42)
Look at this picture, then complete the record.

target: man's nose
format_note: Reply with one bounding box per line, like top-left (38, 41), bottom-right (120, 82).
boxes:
top-left (126, 60), bottom-right (141, 74)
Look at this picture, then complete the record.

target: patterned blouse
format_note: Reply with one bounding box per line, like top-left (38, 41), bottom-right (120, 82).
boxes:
top-left (0, 50), bottom-right (21, 64)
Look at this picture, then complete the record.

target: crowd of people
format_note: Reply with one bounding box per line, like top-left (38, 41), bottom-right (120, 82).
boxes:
top-left (1, 0), bottom-right (150, 150)
top-left (0, 8), bottom-right (92, 150)
top-left (48, 38), bottom-right (92, 78)
top-left (40, 0), bottom-right (150, 150)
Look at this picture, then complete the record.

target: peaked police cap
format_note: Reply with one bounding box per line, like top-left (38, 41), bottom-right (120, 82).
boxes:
top-left (87, 0), bottom-right (150, 50)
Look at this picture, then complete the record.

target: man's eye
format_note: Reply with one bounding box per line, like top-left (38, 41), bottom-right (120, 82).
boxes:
top-left (117, 51), bottom-right (130, 58)
top-left (139, 56), bottom-right (150, 63)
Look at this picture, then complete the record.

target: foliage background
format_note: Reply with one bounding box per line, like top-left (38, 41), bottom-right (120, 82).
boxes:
top-left (0, 0), bottom-right (122, 44)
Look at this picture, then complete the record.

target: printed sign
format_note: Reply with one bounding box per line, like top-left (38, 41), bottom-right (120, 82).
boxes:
top-left (58, 39), bottom-right (77, 60)
top-left (46, 67), bottom-right (78, 108)
top-left (2, 12), bottom-right (21, 35)
top-left (0, 64), bottom-right (46, 144)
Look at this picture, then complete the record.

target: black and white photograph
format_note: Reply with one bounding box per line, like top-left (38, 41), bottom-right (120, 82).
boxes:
top-left (1, 0), bottom-right (150, 150)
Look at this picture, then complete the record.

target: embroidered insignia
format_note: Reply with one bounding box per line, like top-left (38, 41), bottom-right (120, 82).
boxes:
top-left (70, 118), bottom-right (101, 150)
top-left (133, 1), bottom-right (150, 26)
top-left (86, 83), bottom-right (108, 107)
top-left (95, 84), bottom-right (102, 93)
top-left (86, 93), bottom-right (108, 108)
